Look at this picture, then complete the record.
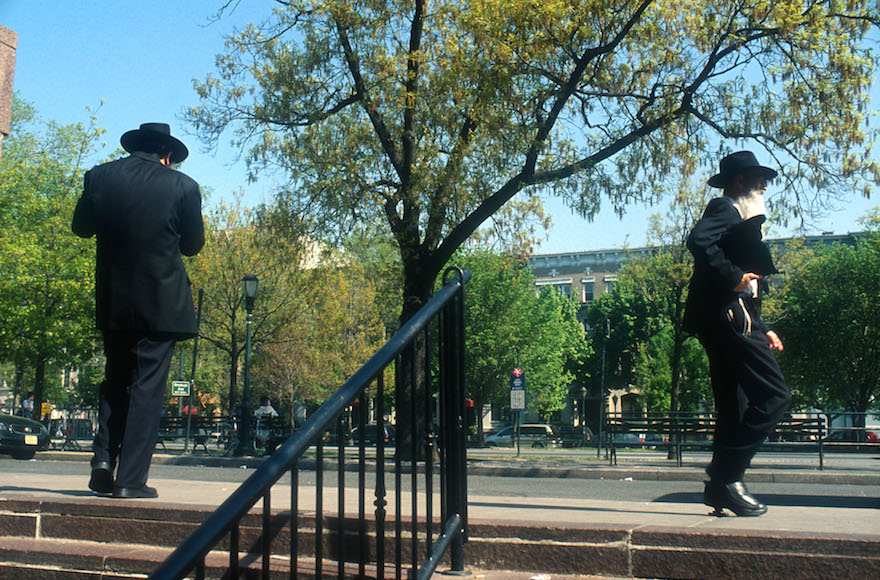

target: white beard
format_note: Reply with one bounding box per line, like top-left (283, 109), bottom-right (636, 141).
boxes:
top-left (731, 189), bottom-right (766, 221)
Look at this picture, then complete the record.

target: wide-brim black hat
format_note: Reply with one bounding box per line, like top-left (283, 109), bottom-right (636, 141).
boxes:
top-left (707, 150), bottom-right (777, 188)
top-left (120, 122), bottom-right (189, 163)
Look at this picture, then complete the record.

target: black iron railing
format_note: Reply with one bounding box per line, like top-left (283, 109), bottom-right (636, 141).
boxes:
top-left (150, 267), bottom-right (471, 580)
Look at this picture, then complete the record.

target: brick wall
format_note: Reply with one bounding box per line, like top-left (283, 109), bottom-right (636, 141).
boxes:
top-left (0, 25), bottom-right (18, 162)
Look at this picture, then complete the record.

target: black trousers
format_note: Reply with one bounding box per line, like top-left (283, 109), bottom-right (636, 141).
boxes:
top-left (92, 332), bottom-right (175, 489)
top-left (698, 299), bottom-right (790, 484)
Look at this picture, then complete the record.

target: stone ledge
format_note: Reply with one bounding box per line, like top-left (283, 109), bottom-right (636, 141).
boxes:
top-left (2, 499), bottom-right (879, 579)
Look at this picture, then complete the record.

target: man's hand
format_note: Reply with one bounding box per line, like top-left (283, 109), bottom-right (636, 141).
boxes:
top-left (733, 272), bottom-right (761, 293)
top-left (765, 330), bottom-right (784, 351)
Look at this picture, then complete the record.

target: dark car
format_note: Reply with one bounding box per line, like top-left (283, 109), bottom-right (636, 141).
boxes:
top-left (824, 429), bottom-right (878, 443)
top-left (349, 424), bottom-right (396, 446)
top-left (0, 412), bottom-right (51, 459)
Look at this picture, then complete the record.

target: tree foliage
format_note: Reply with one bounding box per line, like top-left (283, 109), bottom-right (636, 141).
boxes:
top-left (587, 190), bottom-right (713, 414)
top-left (253, 260), bottom-right (387, 415)
top-left (454, 250), bottom-right (589, 427)
top-left (775, 234), bottom-right (880, 413)
top-left (0, 97), bottom-right (104, 415)
top-left (190, 0), bottom-right (880, 320)
top-left (186, 193), bottom-right (314, 412)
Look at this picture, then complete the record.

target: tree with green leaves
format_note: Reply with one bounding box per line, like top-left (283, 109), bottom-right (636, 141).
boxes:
top-left (454, 250), bottom-right (589, 440)
top-left (587, 196), bottom-right (712, 417)
top-left (253, 260), bottom-right (386, 418)
top-left (775, 233), bottom-right (880, 420)
top-left (190, 0), bottom-right (879, 321)
top-left (186, 194), bottom-right (313, 413)
top-left (190, 0), bottom-right (879, 453)
top-left (0, 97), bottom-right (103, 418)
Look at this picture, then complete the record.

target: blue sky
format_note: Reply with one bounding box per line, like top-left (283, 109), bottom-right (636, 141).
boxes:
top-left (2, 1), bottom-right (877, 254)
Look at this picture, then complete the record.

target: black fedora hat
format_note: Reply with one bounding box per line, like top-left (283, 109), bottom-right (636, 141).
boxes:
top-left (707, 150), bottom-right (777, 188)
top-left (120, 122), bottom-right (189, 163)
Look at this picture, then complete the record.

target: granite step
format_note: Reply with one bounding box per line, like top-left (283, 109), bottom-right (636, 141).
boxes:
top-left (1, 497), bottom-right (878, 579)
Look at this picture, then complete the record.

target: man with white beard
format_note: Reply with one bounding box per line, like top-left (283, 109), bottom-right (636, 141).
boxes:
top-left (683, 151), bottom-right (791, 517)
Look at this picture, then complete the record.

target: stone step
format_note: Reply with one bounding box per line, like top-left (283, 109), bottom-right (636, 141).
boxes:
top-left (1, 497), bottom-right (878, 579)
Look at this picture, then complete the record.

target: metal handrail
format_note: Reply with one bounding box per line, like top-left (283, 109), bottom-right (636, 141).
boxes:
top-left (150, 268), bottom-right (471, 579)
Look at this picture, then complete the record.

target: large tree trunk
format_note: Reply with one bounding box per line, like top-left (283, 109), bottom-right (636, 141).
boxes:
top-left (395, 258), bottom-right (439, 461)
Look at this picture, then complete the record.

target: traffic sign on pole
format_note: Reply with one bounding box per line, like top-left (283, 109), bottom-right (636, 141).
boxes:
top-left (510, 369), bottom-right (526, 411)
top-left (171, 381), bottom-right (191, 397)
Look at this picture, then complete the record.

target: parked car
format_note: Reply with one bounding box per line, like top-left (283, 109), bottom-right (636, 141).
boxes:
top-left (824, 429), bottom-right (878, 443)
top-left (348, 424), bottom-right (396, 446)
top-left (0, 412), bottom-right (51, 460)
top-left (484, 424), bottom-right (561, 448)
top-left (609, 432), bottom-right (643, 446)
top-left (558, 425), bottom-right (593, 447)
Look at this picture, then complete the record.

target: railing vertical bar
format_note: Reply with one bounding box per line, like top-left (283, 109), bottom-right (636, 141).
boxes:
top-left (230, 522), bottom-right (239, 577)
top-left (316, 439), bottom-right (324, 579)
top-left (358, 389), bottom-right (368, 579)
top-left (290, 461), bottom-right (298, 580)
top-left (375, 372), bottom-right (387, 580)
top-left (395, 354), bottom-right (403, 580)
top-left (338, 413), bottom-right (346, 579)
top-left (410, 338), bottom-right (420, 574)
top-left (424, 324), bottom-right (434, 555)
top-left (449, 275), bottom-right (468, 571)
top-left (263, 490), bottom-right (271, 579)
top-left (438, 304), bottom-right (449, 527)
top-left (196, 559), bottom-right (204, 580)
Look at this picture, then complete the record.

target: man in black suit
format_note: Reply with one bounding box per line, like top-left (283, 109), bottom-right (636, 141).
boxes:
top-left (683, 150), bottom-right (790, 517)
top-left (73, 123), bottom-right (204, 498)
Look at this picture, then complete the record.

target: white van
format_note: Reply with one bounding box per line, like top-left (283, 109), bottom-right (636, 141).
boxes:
top-left (484, 424), bottom-right (560, 448)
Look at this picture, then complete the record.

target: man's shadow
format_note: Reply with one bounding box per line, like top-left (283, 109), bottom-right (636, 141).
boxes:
top-left (0, 486), bottom-right (95, 498)
top-left (654, 491), bottom-right (880, 509)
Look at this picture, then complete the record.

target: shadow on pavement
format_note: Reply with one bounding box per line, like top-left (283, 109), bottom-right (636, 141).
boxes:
top-left (0, 486), bottom-right (94, 498)
top-left (654, 491), bottom-right (880, 509)
top-left (468, 500), bottom-right (691, 517)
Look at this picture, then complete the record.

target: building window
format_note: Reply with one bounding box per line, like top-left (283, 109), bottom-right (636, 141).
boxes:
top-left (604, 275), bottom-right (617, 293)
top-left (581, 278), bottom-right (595, 302)
top-left (536, 279), bottom-right (573, 298)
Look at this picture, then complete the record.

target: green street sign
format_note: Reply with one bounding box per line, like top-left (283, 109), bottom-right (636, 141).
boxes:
top-left (171, 381), bottom-right (191, 397)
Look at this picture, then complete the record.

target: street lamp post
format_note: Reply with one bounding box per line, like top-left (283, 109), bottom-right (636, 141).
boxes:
top-left (234, 274), bottom-right (258, 456)
top-left (598, 315), bottom-right (609, 459)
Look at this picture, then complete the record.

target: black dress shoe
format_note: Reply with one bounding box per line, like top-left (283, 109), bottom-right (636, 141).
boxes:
top-left (704, 480), bottom-right (767, 517)
top-left (112, 484), bottom-right (158, 499)
top-left (88, 462), bottom-right (114, 495)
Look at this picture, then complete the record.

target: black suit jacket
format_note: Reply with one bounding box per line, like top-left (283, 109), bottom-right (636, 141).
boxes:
top-left (683, 196), bottom-right (777, 335)
top-left (72, 152), bottom-right (205, 338)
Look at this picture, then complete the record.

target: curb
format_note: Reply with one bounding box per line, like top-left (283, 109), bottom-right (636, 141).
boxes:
top-left (35, 450), bottom-right (880, 485)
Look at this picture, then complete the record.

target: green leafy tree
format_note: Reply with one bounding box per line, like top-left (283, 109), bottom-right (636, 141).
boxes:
top-left (189, 0), bottom-right (879, 321)
top-left (775, 234), bottom-right (880, 421)
top-left (527, 286), bottom-right (590, 419)
top-left (587, 193), bottom-right (712, 417)
top-left (455, 250), bottom-right (589, 439)
top-left (186, 194), bottom-right (313, 413)
top-left (0, 97), bottom-right (103, 419)
top-left (253, 260), bottom-right (387, 419)
top-left (190, 0), bottom-right (880, 451)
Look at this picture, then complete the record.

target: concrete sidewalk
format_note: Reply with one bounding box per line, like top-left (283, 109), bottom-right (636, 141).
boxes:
top-left (3, 449), bottom-right (878, 536)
